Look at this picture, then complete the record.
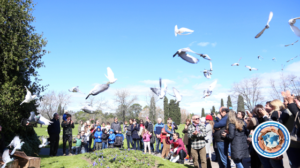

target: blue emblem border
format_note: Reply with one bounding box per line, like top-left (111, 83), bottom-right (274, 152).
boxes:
top-left (252, 121), bottom-right (290, 158)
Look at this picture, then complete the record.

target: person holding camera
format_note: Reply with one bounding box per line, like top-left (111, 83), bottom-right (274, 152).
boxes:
top-left (48, 113), bottom-right (60, 156)
top-left (61, 114), bottom-right (74, 156)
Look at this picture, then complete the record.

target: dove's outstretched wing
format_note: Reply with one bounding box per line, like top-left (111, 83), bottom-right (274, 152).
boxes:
top-left (290, 25), bottom-right (300, 37)
top-left (178, 53), bottom-right (199, 64)
top-left (37, 115), bottom-right (53, 125)
top-left (208, 80), bottom-right (218, 92)
top-left (255, 27), bottom-right (267, 38)
top-left (150, 88), bottom-right (160, 96)
top-left (267, 11), bottom-right (273, 25)
top-left (210, 62), bottom-right (213, 71)
top-left (245, 66), bottom-right (251, 69)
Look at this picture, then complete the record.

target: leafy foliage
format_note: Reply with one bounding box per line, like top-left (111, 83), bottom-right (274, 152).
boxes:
top-left (237, 94), bottom-right (245, 112)
top-left (163, 97), bottom-right (168, 123)
top-left (149, 97), bottom-right (156, 123)
top-left (201, 108), bottom-right (205, 117)
top-left (221, 98), bottom-right (224, 107)
top-left (0, 0), bottom-right (48, 156)
top-left (227, 95), bottom-right (232, 108)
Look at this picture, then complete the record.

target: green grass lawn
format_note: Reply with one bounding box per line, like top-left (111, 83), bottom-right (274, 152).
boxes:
top-left (40, 154), bottom-right (90, 168)
top-left (35, 124), bottom-right (187, 149)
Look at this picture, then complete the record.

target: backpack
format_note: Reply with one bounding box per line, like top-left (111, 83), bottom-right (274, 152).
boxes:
top-left (114, 136), bottom-right (123, 146)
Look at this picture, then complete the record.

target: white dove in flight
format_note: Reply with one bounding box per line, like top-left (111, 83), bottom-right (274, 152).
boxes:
top-left (86, 83), bottom-right (109, 99)
top-left (150, 78), bottom-right (167, 99)
top-left (285, 40), bottom-right (298, 47)
top-left (258, 55), bottom-right (263, 60)
top-left (174, 25), bottom-right (194, 36)
top-left (105, 67), bottom-right (117, 84)
top-left (8, 136), bottom-right (25, 155)
top-left (39, 136), bottom-right (50, 148)
top-left (173, 47), bottom-right (199, 64)
top-left (289, 17), bottom-right (300, 37)
top-left (199, 54), bottom-right (212, 61)
top-left (20, 86), bottom-right (37, 105)
top-left (81, 104), bottom-right (95, 114)
top-left (1, 149), bottom-right (14, 168)
top-left (68, 86), bottom-right (82, 93)
top-left (169, 87), bottom-right (182, 104)
top-left (245, 66), bottom-right (258, 71)
top-left (255, 11), bottom-right (273, 38)
top-left (231, 57), bottom-right (242, 66)
top-left (272, 58), bottom-right (276, 61)
top-left (203, 80), bottom-right (218, 98)
top-left (202, 62), bottom-right (213, 79)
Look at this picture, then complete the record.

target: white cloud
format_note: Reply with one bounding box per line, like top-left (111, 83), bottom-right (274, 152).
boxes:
top-left (140, 79), bottom-right (176, 85)
top-left (211, 42), bottom-right (217, 47)
top-left (198, 42), bottom-right (210, 47)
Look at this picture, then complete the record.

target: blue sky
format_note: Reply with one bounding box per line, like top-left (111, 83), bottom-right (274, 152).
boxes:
top-left (32, 0), bottom-right (300, 114)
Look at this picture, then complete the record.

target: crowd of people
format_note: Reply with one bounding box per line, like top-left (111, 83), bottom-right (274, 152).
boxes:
top-left (46, 90), bottom-right (300, 168)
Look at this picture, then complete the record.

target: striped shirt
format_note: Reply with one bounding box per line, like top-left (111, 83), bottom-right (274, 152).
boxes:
top-left (188, 123), bottom-right (207, 150)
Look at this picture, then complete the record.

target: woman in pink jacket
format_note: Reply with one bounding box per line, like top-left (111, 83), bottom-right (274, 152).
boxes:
top-left (166, 132), bottom-right (187, 164)
top-left (142, 129), bottom-right (152, 154)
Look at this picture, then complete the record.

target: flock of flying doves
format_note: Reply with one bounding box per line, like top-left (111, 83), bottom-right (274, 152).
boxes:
top-left (1, 12), bottom-right (300, 168)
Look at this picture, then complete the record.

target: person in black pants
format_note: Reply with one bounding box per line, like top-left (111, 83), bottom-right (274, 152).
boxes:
top-left (47, 113), bottom-right (60, 156)
top-left (61, 114), bottom-right (74, 156)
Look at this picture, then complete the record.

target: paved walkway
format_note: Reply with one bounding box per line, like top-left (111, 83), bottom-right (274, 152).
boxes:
top-left (40, 146), bottom-right (290, 168)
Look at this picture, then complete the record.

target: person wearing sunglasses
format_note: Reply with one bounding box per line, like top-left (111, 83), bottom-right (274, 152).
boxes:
top-left (188, 115), bottom-right (207, 168)
top-left (161, 118), bottom-right (175, 159)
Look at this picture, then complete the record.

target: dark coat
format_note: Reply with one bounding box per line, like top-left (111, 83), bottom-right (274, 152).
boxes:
top-left (145, 121), bottom-right (154, 133)
top-left (131, 124), bottom-right (140, 140)
top-left (47, 118), bottom-right (60, 135)
top-left (61, 120), bottom-right (74, 135)
top-left (101, 129), bottom-right (109, 143)
top-left (226, 122), bottom-right (249, 160)
top-left (182, 127), bottom-right (190, 145)
top-left (213, 115), bottom-right (228, 142)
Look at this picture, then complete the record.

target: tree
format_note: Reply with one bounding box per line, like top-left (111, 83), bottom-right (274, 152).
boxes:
top-left (237, 95), bottom-right (245, 112)
top-left (227, 95), bottom-right (232, 108)
top-left (211, 106), bottom-right (216, 114)
top-left (128, 104), bottom-right (142, 119)
top-left (221, 99), bottom-right (224, 107)
top-left (180, 108), bottom-right (190, 124)
top-left (0, 0), bottom-right (49, 156)
top-left (169, 99), bottom-right (176, 122)
top-left (149, 97), bottom-right (156, 123)
top-left (114, 89), bottom-right (137, 123)
top-left (201, 108), bottom-right (205, 117)
top-left (231, 76), bottom-right (264, 111)
top-left (163, 96), bottom-right (169, 123)
top-left (172, 102), bottom-right (181, 124)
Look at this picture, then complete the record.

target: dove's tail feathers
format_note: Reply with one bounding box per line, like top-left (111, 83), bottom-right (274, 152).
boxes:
top-left (20, 101), bottom-right (24, 105)
top-left (86, 94), bottom-right (90, 99)
top-left (1, 163), bottom-right (6, 168)
top-left (11, 149), bottom-right (16, 155)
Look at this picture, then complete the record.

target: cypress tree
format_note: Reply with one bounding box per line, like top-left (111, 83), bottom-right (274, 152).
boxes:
top-left (163, 96), bottom-right (169, 123)
top-left (201, 108), bottom-right (205, 117)
top-left (149, 97), bottom-right (156, 123)
top-left (57, 103), bottom-right (62, 116)
top-left (221, 98), bottom-right (224, 107)
top-left (169, 99), bottom-right (176, 121)
top-left (237, 95), bottom-right (245, 112)
top-left (0, 0), bottom-right (49, 156)
top-left (227, 95), bottom-right (232, 108)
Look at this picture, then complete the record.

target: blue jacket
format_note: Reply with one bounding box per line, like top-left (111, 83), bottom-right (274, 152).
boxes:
top-left (154, 123), bottom-right (164, 135)
top-left (108, 133), bottom-right (115, 144)
top-left (94, 126), bottom-right (102, 143)
top-left (63, 114), bottom-right (67, 121)
top-left (214, 115), bottom-right (228, 128)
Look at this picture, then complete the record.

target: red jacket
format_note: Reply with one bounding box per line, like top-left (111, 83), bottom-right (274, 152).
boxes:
top-left (166, 138), bottom-right (187, 155)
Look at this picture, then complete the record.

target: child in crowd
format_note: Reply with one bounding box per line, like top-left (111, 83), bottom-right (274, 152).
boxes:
top-left (62, 110), bottom-right (68, 121)
top-left (108, 129), bottom-right (115, 148)
top-left (94, 126), bottom-right (102, 150)
top-left (142, 129), bottom-right (152, 154)
top-left (75, 134), bottom-right (82, 154)
top-left (101, 129), bottom-right (109, 149)
top-left (101, 122), bottom-right (106, 131)
top-left (80, 131), bottom-right (87, 154)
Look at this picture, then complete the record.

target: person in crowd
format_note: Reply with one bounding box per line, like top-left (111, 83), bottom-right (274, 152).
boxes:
top-left (154, 118), bottom-right (164, 154)
top-left (78, 120), bottom-right (82, 134)
top-left (269, 99), bottom-right (284, 121)
top-left (75, 134), bottom-right (82, 155)
top-left (106, 122), bottom-right (111, 131)
top-left (47, 113), bottom-right (60, 156)
top-left (142, 129), bottom-right (152, 154)
top-left (145, 117), bottom-right (154, 153)
top-left (237, 111), bottom-right (245, 120)
top-left (0, 124), bottom-right (4, 155)
top-left (166, 132), bottom-right (187, 164)
top-left (283, 91), bottom-right (300, 168)
top-left (205, 115), bottom-right (214, 168)
top-left (139, 119), bottom-right (145, 150)
top-left (161, 118), bottom-right (175, 159)
top-left (61, 114), bottom-right (74, 156)
top-left (89, 124), bottom-right (96, 151)
top-left (125, 119), bottom-right (134, 149)
top-left (188, 115), bottom-right (207, 168)
top-left (265, 101), bottom-right (272, 113)
top-left (101, 129), bottom-right (109, 149)
top-left (94, 126), bottom-right (102, 150)
top-left (108, 129), bottom-right (116, 148)
top-left (221, 110), bottom-right (249, 168)
top-left (80, 131), bottom-right (87, 154)
top-left (84, 126), bottom-right (91, 152)
top-left (131, 120), bottom-right (140, 150)
top-left (62, 110), bottom-right (68, 121)
top-left (92, 120), bottom-right (100, 151)
top-left (182, 119), bottom-right (192, 162)
top-left (101, 122), bottom-right (106, 131)
top-left (213, 107), bottom-right (230, 168)
top-left (81, 121), bottom-right (86, 132)
top-left (111, 117), bottom-right (121, 134)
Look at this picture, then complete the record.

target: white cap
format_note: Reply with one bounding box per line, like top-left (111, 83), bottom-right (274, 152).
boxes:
top-left (64, 110), bottom-right (69, 114)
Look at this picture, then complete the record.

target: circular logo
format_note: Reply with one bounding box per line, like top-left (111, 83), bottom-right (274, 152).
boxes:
top-left (252, 121), bottom-right (290, 158)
